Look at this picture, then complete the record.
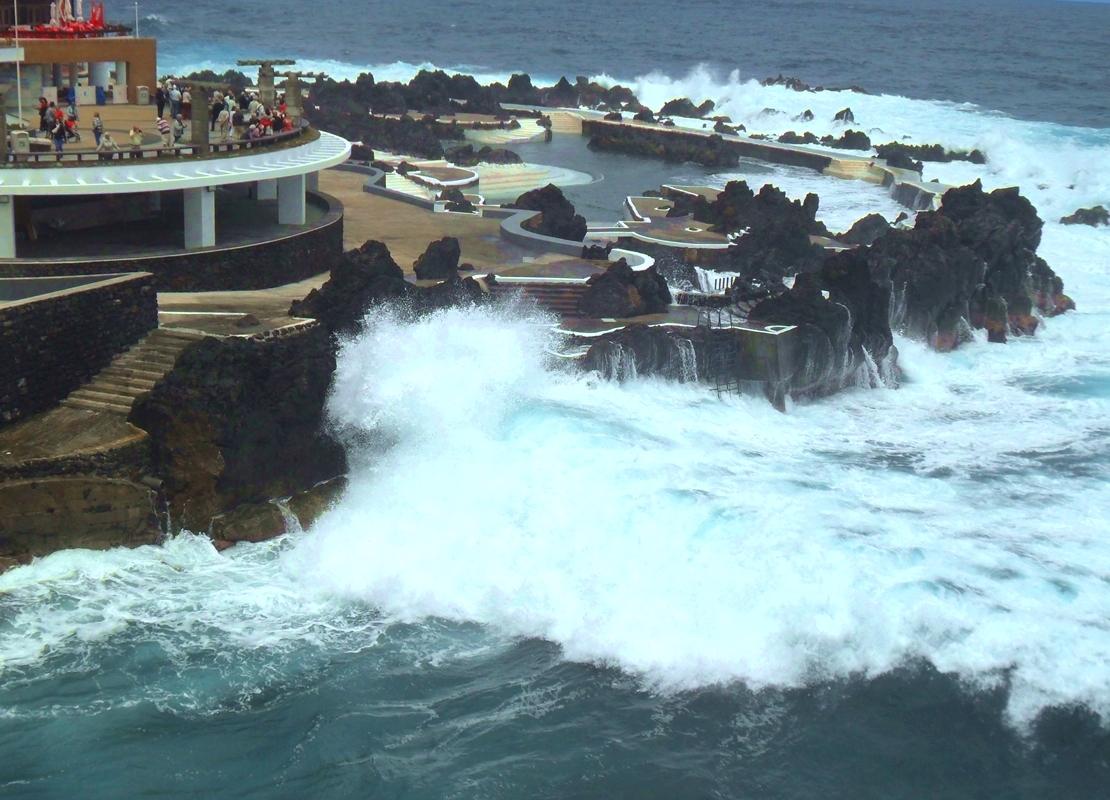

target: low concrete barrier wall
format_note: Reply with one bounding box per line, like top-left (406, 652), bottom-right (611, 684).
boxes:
top-left (0, 272), bottom-right (158, 425)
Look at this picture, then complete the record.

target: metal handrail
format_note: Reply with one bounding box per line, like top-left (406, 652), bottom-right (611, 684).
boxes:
top-left (3, 124), bottom-right (310, 166)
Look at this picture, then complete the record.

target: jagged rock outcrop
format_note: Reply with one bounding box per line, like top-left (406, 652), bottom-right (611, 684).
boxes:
top-left (668, 180), bottom-right (829, 238)
top-left (509, 184), bottom-right (588, 241)
top-left (838, 213), bottom-right (892, 247)
top-left (541, 77), bottom-right (579, 107)
top-left (413, 237), bottom-right (462, 280)
top-left (604, 111), bottom-right (623, 121)
top-left (290, 240), bottom-right (488, 334)
top-left (1060, 205), bottom-right (1109, 227)
top-left (290, 241), bottom-right (410, 334)
top-left (129, 327), bottom-right (347, 533)
top-left (794, 109), bottom-right (815, 122)
top-left (875, 142), bottom-right (986, 167)
top-left (714, 120), bottom-right (744, 135)
top-left (668, 181), bottom-right (828, 278)
top-left (837, 181), bottom-right (1074, 349)
top-left (578, 260), bottom-right (672, 318)
top-left (633, 108), bottom-right (655, 123)
top-left (503, 73), bottom-right (542, 105)
top-left (778, 131), bottom-right (819, 145)
top-left (834, 107), bottom-right (855, 123)
top-left (657, 97), bottom-right (716, 118)
top-left (939, 181), bottom-right (1074, 332)
top-left (820, 130), bottom-right (871, 150)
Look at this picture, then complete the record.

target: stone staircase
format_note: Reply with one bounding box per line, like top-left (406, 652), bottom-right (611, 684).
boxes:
top-left (489, 281), bottom-right (590, 320)
top-left (546, 111), bottom-right (584, 135)
top-left (62, 328), bottom-right (205, 416)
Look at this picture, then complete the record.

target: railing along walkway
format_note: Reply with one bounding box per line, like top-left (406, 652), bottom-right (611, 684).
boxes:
top-left (3, 125), bottom-right (314, 166)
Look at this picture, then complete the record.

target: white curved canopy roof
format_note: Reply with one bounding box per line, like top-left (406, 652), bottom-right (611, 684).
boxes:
top-left (0, 131), bottom-right (351, 196)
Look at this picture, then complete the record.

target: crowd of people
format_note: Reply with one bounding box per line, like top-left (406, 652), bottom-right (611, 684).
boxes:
top-left (156, 82), bottom-right (296, 145)
top-left (32, 81), bottom-right (297, 156)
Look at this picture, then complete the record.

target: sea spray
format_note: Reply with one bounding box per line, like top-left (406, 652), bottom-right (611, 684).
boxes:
top-left (281, 294), bottom-right (1110, 729)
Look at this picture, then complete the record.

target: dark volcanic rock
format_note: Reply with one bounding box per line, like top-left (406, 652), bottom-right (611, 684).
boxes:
top-left (542, 77), bottom-right (579, 107)
top-left (633, 108), bottom-right (655, 123)
top-left (856, 212), bottom-right (986, 350)
top-left (669, 180), bottom-right (829, 238)
top-left (578, 259), bottom-right (672, 318)
top-left (509, 184), bottom-right (588, 241)
top-left (838, 213), bottom-right (892, 247)
top-left (290, 241), bottom-right (409, 334)
top-left (778, 131), bottom-right (820, 145)
top-left (413, 237), bottom-right (462, 280)
top-left (838, 181), bottom-right (1074, 349)
top-left (1060, 205), bottom-right (1109, 227)
top-left (667, 180), bottom-right (829, 279)
top-left (439, 187), bottom-right (476, 213)
top-left (938, 181), bottom-right (1074, 331)
top-left (129, 327), bottom-right (347, 533)
top-left (657, 97), bottom-right (715, 118)
top-left (445, 144), bottom-right (523, 166)
top-left (360, 115), bottom-right (446, 159)
top-left (834, 107), bottom-right (855, 123)
top-left (350, 143), bottom-right (374, 162)
top-left (820, 130), bottom-right (871, 150)
top-left (504, 73), bottom-right (542, 105)
top-left (582, 242), bottom-right (614, 260)
top-left (588, 126), bottom-right (739, 167)
top-left (714, 120), bottom-right (744, 135)
top-left (747, 276), bottom-right (854, 394)
top-left (604, 111), bottom-right (623, 121)
top-left (875, 142), bottom-right (986, 167)
top-left (794, 109), bottom-right (815, 122)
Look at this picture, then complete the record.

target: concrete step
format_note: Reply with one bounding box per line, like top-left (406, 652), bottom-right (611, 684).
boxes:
top-left (69, 387), bottom-right (136, 405)
top-left (100, 365), bottom-right (165, 382)
top-left (62, 397), bottom-right (132, 415)
top-left (86, 378), bottom-right (156, 397)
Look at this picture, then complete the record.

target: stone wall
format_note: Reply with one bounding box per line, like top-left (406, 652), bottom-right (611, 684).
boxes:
top-left (0, 477), bottom-right (161, 563)
top-left (0, 193), bottom-right (345, 292)
top-left (0, 273), bottom-right (158, 425)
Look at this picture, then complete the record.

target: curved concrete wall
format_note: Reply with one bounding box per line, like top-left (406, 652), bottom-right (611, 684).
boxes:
top-left (0, 192), bottom-right (345, 292)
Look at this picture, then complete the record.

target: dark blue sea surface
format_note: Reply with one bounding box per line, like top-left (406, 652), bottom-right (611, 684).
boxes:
top-left (139, 0), bottom-right (1110, 128)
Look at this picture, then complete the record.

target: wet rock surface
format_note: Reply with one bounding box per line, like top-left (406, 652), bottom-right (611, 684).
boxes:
top-left (1060, 205), bottom-right (1109, 227)
top-left (129, 327), bottom-right (347, 534)
top-left (578, 260), bottom-right (673, 318)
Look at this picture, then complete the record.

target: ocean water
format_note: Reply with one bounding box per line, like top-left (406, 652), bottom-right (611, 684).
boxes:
top-left (3, 1), bottom-right (1110, 797)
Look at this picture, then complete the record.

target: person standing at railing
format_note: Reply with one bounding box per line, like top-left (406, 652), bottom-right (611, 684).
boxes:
top-left (169, 84), bottom-right (182, 118)
top-left (51, 119), bottom-right (66, 155)
top-left (91, 113), bottom-right (104, 147)
top-left (128, 126), bottom-right (144, 152)
top-left (172, 114), bottom-right (186, 144)
top-left (96, 131), bottom-right (120, 156)
top-left (156, 116), bottom-right (172, 148)
top-left (155, 86), bottom-right (167, 120)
